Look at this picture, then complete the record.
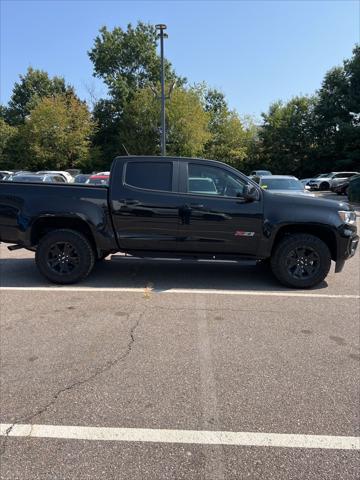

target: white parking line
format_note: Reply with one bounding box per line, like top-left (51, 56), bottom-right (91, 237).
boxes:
top-left (1, 424), bottom-right (359, 450)
top-left (0, 286), bottom-right (359, 299)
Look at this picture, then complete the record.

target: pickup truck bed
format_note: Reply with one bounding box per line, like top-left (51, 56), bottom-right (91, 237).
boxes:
top-left (0, 156), bottom-right (358, 288)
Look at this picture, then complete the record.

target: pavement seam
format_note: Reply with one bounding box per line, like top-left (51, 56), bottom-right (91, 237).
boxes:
top-left (0, 310), bottom-right (144, 456)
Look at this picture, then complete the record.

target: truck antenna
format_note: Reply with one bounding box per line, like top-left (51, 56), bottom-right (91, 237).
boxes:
top-left (122, 144), bottom-right (130, 156)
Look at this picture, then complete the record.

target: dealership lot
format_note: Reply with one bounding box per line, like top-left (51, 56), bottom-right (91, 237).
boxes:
top-left (0, 215), bottom-right (359, 479)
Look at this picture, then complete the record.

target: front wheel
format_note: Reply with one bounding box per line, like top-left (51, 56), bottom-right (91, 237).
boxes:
top-left (35, 229), bottom-right (95, 284)
top-left (271, 234), bottom-right (331, 288)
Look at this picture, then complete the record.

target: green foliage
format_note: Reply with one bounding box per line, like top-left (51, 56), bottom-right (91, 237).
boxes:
top-left (113, 86), bottom-right (210, 157)
top-left (202, 87), bottom-right (258, 170)
top-left (259, 96), bottom-right (317, 175)
top-left (4, 67), bottom-right (75, 126)
top-left (18, 95), bottom-right (95, 170)
top-left (89, 23), bottom-right (184, 106)
top-left (0, 119), bottom-right (17, 168)
top-left (167, 88), bottom-right (210, 156)
top-left (313, 45), bottom-right (360, 173)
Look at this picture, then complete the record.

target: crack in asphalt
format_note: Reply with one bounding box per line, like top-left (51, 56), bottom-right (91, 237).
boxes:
top-left (0, 311), bottom-right (143, 456)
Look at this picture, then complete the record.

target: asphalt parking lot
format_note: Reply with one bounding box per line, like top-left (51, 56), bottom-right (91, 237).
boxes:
top-left (0, 205), bottom-right (359, 479)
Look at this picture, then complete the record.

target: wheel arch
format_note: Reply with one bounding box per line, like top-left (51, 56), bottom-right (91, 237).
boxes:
top-left (30, 216), bottom-right (97, 255)
top-left (271, 224), bottom-right (337, 261)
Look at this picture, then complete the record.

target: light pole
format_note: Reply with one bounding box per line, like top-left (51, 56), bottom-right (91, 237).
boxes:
top-left (156, 24), bottom-right (167, 156)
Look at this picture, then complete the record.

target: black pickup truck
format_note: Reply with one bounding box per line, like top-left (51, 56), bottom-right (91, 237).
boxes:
top-left (0, 156), bottom-right (358, 288)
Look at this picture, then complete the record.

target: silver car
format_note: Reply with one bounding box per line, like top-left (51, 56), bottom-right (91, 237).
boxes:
top-left (258, 175), bottom-right (315, 196)
top-left (308, 172), bottom-right (359, 191)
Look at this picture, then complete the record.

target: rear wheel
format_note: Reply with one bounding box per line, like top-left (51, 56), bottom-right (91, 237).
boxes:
top-left (35, 229), bottom-right (95, 284)
top-left (271, 234), bottom-right (331, 288)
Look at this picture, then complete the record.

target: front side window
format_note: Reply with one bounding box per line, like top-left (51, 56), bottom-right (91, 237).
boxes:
top-left (125, 162), bottom-right (173, 192)
top-left (187, 163), bottom-right (246, 197)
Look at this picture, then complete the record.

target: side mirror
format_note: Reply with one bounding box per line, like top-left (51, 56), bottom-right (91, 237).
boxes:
top-left (243, 184), bottom-right (259, 202)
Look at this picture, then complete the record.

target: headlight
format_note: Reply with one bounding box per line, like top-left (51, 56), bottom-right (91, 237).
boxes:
top-left (338, 210), bottom-right (357, 224)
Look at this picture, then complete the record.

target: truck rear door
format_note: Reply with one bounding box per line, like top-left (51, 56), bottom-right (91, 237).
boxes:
top-left (109, 158), bottom-right (181, 252)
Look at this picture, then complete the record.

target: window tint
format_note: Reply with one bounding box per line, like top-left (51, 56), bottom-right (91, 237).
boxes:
top-left (188, 164), bottom-right (246, 197)
top-left (125, 162), bottom-right (173, 191)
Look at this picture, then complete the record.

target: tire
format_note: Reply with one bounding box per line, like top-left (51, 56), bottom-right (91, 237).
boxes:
top-left (319, 182), bottom-right (330, 191)
top-left (35, 229), bottom-right (95, 284)
top-left (271, 234), bottom-right (331, 288)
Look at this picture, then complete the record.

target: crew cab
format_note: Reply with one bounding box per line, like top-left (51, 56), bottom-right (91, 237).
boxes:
top-left (0, 156), bottom-right (358, 288)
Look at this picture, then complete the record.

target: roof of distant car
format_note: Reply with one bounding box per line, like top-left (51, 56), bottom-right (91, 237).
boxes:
top-left (260, 175), bottom-right (298, 180)
top-left (89, 174), bottom-right (109, 179)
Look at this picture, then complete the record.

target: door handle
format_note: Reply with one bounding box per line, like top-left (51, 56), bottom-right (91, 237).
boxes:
top-left (190, 203), bottom-right (204, 209)
top-left (123, 199), bottom-right (140, 206)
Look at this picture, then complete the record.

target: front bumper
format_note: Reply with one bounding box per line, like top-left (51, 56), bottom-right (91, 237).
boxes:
top-left (335, 230), bottom-right (359, 272)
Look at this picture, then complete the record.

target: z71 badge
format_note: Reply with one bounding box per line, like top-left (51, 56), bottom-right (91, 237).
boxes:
top-left (235, 230), bottom-right (255, 237)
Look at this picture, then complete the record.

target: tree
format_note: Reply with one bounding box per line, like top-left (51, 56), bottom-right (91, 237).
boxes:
top-left (19, 95), bottom-right (95, 170)
top-left (0, 119), bottom-right (17, 168)
top-left (259, 96), bottom-right (317, 176)
top-left (89, 22), bottom-right (186, 163)
top-left (167, 88), bottom-right (210, 156)
top-left (89, 23), bottom-right (184, 106)
top-left (5, 67), bottom-right (75, 126)
top-left (202, 87), bottom-right (254, 169)
top-left (314, 45), bottom-right (360, 171)
top-left (120, 86), bottom-right (210, 157)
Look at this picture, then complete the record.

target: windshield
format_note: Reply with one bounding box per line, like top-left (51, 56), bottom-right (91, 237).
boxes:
top-left (13, 175), bottom-right (44, 182)
top-left (316, 173), bottom-right (330, 178)
top-left (261, 178), bottom-right (303, 190)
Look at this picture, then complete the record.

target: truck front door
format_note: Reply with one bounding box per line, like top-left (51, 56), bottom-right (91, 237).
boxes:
top-left (176, 161), bottom-right (263, 256)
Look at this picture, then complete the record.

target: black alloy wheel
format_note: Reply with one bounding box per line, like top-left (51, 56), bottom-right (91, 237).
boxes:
top-left (271, 233), bottom-right (331, 288)
top-left (285, 246), bottom-right (320, 280)
top-left (46, 241), bottom-right (80, 275)
top-left (36, 229), bottom-right (95, 284)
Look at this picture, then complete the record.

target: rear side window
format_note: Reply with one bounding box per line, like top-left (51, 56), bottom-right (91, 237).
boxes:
top-left (125, 162), bottom-right (173, 192)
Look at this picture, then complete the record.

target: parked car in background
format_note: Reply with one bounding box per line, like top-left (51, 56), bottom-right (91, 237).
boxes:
top-left (300, 178), bottom-right (312, 189)
top-left (5, 171), bottom-right (32, 181)
top-left (0, 171), bottom-right (13, 180)
top-left (86, 174), bottom-right (109, 185)
top-left (333, 179), bottom-right (351, 196)
top-left (249, 170), bottom-right (272, 181)
top-left (74, 174), bottom-right (91, 184)
top-left (348, 174), bottom-right (360, 202)
top-left (330, 173), bottom-right (360, 192)
top-left (308, 172), bottom-right (359, 191)
top-left (36, 170), bottom-right (75, 183)
top-left (8, 173), bottom-right (67, 183)
top-left (250, 170), bottom-right (272, 177)
top-left (258, 175), bottom-right (314, 196)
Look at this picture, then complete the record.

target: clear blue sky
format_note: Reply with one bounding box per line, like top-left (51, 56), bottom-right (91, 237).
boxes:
top-left (1, 0), bottom-right (359, 119)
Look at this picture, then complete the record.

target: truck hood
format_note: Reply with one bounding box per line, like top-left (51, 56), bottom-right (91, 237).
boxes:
top-left (267, 190), bottom-right (315, 197)
top-left (263, 190), bottom-right (353, 211)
